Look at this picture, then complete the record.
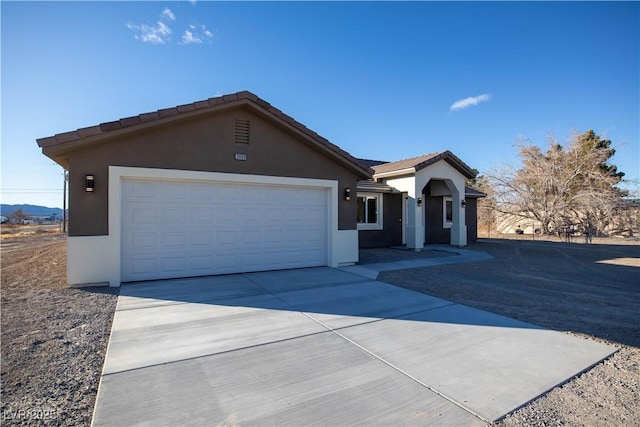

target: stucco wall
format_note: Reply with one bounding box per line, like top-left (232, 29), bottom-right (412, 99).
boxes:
top-left (67, 107), bottom-right (359, 236)
top-left (423, 182), bottom-right (479, 244)
top-left (424, 192), bottom-right (450, 244)
top-left (358, 192), bottom-right (403, 248)
top-left (465, 198), bottom-right (479, 242)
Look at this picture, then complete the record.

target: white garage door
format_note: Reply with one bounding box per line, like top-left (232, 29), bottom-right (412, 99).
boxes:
top-left (121, 178), bottom-right (328, 282)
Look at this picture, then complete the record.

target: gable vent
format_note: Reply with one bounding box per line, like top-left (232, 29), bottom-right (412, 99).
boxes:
top-left (234, 119), bottom-right (250, 144)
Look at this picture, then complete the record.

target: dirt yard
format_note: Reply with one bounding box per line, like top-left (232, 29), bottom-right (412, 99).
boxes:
top-left (1, 232), bottom-right (638, 425)
top-left (1, 233), bottom-right (118, 426)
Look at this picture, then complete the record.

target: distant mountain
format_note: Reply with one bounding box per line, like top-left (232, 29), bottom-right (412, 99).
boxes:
top-left (1, 204), bottom-right (65, 217)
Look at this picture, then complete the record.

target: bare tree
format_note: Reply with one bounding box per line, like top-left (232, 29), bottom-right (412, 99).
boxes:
top-left (487, 130), bottom-right (627, 236)
top-left (467, 174), bottom-right (496, 236)
top-left (8, 209), bottom-right (27, 224)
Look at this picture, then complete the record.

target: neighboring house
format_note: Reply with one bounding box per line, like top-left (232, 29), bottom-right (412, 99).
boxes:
top-left (495, 199), bottom-right (640, 237)
top-left (495, 212), bottom-right (543, 235)
top-left (37, 91), bottom-right (482, 287)
top-left (29, 214), bottom-right (61, 223)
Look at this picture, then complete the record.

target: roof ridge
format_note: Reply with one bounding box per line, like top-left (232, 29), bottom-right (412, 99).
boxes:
top-left (371, 150), bottom-right (475, 179)
top-left (377, 151), bottom-right (445, 166)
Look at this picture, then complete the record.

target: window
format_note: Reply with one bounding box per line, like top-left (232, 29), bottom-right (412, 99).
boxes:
top-left (357, 193), bottom-right (383, 230)
top-left (443, 197), bottom-right (453, 228)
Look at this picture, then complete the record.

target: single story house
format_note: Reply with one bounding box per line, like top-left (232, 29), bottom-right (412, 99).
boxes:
top-left (37, 91), bottom-right (482, 287)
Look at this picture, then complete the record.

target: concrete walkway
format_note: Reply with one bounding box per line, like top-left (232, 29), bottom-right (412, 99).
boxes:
top-left (92, 266), bottom-right (615, 426)
top-left (342, 245), bottom-right (495, 279)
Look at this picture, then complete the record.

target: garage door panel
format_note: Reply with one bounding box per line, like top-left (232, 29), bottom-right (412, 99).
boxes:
top-left (160, 256), bottom-right (186, 273)
top-left (306, 229), bottom-right (325, 243)
top-left (217, 206), bottom-right (239, 221)
top-left (158, 182), bottom-right (186, 200)
top-left (217, 230), bottom-right (238, 245)
top-left (126, 231), bottom-right (157, 251)
top-left (123, 181), bottom-right (157, 201)
top-left (190, 255), bottom-right (213, 271)
top-left (239, 209), bottom-right (261, 224)
top-left (129, 257), bottom-right (157, 275)
top-left (162, 232), bottom-right (187, 249)
top-left (263, 230), bottom-right (283, 243)
top-left (124, 205), bottom-right (157, 226)
top-left (303, 207), bottom-right (327, 224)
top-left (190, 206), bottom-right (213, 222)
top-left (218, 185), bottom-right (240, 202)
top-left (241, 230), bottom-right (262, 245)
top-left (190, 231), bottom-right (213, 246)
top-left (186, 183), bottom-right (214, 200)
top-left (121, 179), bottom-right (328, 282)
top-left (161, 207), bottom-right (186, 223)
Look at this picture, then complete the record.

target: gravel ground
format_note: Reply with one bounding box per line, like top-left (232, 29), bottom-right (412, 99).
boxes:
top-left (1, 233), bottom-right (118, 426)
top-left (358, 246), bottom-right (452, 264)
top-left (1, 233), bottom-right (638, 425)
top-left (370, 237), bottom-right (640, 426)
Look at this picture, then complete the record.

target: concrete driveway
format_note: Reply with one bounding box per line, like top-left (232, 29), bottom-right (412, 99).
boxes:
top-left (92, 267), bottom-right (615, 426)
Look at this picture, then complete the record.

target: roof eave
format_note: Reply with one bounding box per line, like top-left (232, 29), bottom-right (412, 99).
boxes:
top-left (465, 189), bottom-right (487, 198)
top-left (445, 158), bottom-right (477, 179)
top-left (39, 98), bottom-right (249, 158)
top-left (372, 167), bottom-right (416, 179)
top-left (38, 93), bottom-right (371, 179)
top-left (412, 152), bottom-right (476, 179)
top-left (356, 180), bottom-right (397, 193)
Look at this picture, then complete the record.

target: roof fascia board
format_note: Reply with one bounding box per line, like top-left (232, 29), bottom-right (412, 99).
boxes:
top-left (444, 157), bottom-right (476, 179)
top-left (413, 154), bottom-right (476, 179)
top-left (465, 191), bottom-right (486, 198)
top-left (372, 167), bottom-right (416, 179)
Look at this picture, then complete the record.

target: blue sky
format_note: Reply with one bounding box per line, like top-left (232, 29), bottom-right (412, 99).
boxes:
top-left (2, 1), bottom-right (638, 208)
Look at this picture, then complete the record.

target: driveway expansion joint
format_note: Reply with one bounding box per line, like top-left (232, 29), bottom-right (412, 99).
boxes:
top-left (101, 329), bottom-right (333, 377)
top-left (302, 310), bottom-right (490, 424)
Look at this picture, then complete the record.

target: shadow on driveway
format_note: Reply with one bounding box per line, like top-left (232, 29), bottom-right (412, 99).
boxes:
top-left (379, 239), bottom-right (640, 348)
top-left (93, 266), bottom-right (616, 426)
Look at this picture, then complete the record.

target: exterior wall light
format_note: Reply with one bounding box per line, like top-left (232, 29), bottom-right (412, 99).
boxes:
top-left (344, 188), bottom-right (351, 201)
top-left (461, 199), bottom-right (466, 208)
top-left (85, 175), bottom-right (95, 192)
top-left (417, 197), bottom-right (422, 207)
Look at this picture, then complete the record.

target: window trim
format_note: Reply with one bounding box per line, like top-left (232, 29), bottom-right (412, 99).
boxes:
top-left (443, 197), bottom-right (453, 229)
top-left (356, 192), bottom-right (383, 231)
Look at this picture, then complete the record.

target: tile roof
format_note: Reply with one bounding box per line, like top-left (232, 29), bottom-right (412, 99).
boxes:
top-left (465, 187), bottom-right (486, 198)
top-left (371, 150), bottom-right (476, 179)
top-left (37, 91), bottom-right (371, 178)
top-left (356, 179), bottom-right (396, 193)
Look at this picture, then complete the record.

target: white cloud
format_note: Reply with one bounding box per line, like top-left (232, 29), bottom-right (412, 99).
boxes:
top-left (189, 0), bottom-right (197, 5)
top-left (126, 21), bottom-right (173, 44)
top-left (180, 24), bottom-right (214, 45)
top-left (182, 30), bottom-right (200, 44)
top-left (162, 8), bottom-right (176, 21)
top-left (450, 94), bottom-right (491, 112)
top-left (127, 8), bottom-right (214, 46)
top-left (127, 8), bottom-right (176, 44)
